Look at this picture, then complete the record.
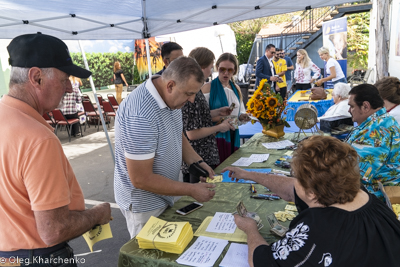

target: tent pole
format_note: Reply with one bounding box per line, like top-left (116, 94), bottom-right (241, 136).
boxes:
top-left (145, 38), bottom-right (152, 78)
top-left (78, 40), bottom-right (115, 164)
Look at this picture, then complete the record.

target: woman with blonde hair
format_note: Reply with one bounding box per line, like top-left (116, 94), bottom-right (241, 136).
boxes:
top-left (69, 76), bottom-right (83, 94)
top-left (202, 53), bottom-right (250, 162)
top-left (315, 46), bottom-right (346, 87)
top-left (113, 61), bottom-right (129, 104)
top-left (375, 76), bottom-right (400, 123)
top-left (294, 49), bottom-right (321, 90)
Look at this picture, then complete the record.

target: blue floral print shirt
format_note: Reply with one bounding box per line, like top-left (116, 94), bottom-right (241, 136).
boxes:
top-left (346, 108), bottom-right (400, 197)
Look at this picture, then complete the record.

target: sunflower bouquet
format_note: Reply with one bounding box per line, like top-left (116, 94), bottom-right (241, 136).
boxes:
top-left (246, 79), bottom-right (290, 130)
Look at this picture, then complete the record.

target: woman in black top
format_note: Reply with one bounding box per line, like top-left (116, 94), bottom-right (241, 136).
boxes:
top-left (113, 61), bottom-right (128, 104)
top-left (181, 47), bottom-right (234, 183)
top-left (223, 135), bottom-right (400, 267)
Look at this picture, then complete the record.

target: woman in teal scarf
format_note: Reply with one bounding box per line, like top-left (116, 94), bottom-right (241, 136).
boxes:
top-left (202, 53), bottom-right (250, 163)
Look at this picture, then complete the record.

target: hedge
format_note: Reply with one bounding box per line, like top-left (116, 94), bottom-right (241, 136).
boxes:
top-left (70, 51), bottom-right (145, 89)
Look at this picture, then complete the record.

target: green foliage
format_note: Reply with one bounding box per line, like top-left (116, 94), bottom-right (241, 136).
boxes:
top-left (230, 12), bottom-right (301, 64)
top-left (70, 52), bottom-right (141, 89)
top-left (347, 12), bottom-right (370, 69)
top-left (235, 33), bottom-right (255, 65)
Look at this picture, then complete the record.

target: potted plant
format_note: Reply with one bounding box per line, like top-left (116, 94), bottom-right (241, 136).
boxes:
top-left (246, 79), bottom-right (290, 138)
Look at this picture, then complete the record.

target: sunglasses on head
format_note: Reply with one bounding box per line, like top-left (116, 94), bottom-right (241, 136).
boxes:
top-left (219, 67), bottom-right (234, 74)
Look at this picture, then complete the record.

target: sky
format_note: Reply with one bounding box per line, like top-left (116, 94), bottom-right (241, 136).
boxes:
top-left (64, 39), bottom-right (134, 53)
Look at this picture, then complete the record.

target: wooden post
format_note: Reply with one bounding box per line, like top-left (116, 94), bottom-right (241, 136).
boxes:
top-left (375, 0), bottom-right (390, 79)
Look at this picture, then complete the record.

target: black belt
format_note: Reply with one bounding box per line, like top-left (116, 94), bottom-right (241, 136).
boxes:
top-left (0, 242), bottom-right (68, 258)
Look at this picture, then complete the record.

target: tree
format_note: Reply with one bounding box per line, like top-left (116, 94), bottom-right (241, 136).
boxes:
top-left (229, 12), bottom-right (301, 64)
top-left (347, 12), bottom-right (370, 70)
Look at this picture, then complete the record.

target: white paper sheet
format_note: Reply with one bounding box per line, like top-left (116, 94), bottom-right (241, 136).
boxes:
top-left (205, 212), bottom-right (237, 233)
top-left (249, 154), bottom-right (270, 162)
top-left (176, 236), bottom-right (228, 267)
top-left (249, 115), bottom-right (259, 121)
top-left (231, 157), bottom-right (253, 166)
top-left (262, 140), bottom-right (295, 149)
top-left (220, 243), bottom-right (250, 267)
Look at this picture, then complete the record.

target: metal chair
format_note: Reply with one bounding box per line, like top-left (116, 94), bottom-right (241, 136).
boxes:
top-left (102, 100), bottom-right (116, 128)
top-left (42, 112), bottom-right (56, 127)
top-left (107, 94), bottom-right (119, 110)
top-left (83, 100), bottom-right (104, 131)
top-left (349, 69), bottom-right (372, 87)
top-left (97, 95), bottom-right (105, 108)
top-left (82, 94), bottom-right (97, 109)
top-left (52, 109), bottom-right (83, 142)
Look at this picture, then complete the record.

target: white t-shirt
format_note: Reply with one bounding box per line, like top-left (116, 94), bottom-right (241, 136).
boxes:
top-left (388, 105), bottom-right (400, 124)
top-left (204, 87), bottom-right (246, 117)
top-left (325, 58), bottom-right (345, 82)
top-left (318, 99), bottom-right (351, 121)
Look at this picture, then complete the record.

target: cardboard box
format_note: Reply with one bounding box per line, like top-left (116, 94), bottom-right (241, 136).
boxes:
top-left (378, 182), bottom-right (400, 211)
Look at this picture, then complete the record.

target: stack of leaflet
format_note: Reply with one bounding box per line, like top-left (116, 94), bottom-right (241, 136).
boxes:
top-left (136, 216), bottom-right (193, 254)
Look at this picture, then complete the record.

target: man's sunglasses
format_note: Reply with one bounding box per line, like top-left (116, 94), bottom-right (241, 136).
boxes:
top-left (219, 67), bottom-right (234, 74)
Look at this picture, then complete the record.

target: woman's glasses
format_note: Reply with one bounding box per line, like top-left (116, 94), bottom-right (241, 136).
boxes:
top-left (219, 67), bottom-right (234, 74)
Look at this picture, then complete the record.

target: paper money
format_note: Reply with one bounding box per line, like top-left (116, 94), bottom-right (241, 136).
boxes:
top-left (266, 213), bottom-right (288, 237)
top-left (284, 205), bottom-right (297, 212)
top-left (236, 201), bottom-right (248, 217)
top-left (236, 202), bottom-right (263, 230)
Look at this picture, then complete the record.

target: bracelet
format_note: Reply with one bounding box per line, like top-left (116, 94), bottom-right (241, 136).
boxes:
top-left (196, 160), bottom-right (204, 164)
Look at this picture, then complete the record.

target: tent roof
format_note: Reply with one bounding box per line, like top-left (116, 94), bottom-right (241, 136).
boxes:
top-left (0, 0), bottom-right (350, 40)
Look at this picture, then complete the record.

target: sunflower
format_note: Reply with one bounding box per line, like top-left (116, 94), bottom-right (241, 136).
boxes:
top-left (265, 97), bottom-right (278, 109)
top-left (253, 102), bottom-right (265, 116)
top-left (247, 98), bottom-right (255, 111)
top-left (267, 109), bottom-right (277, 118)
top-left (255, 79), bottom-right (268, 94)
top-left (245, 77), bottom-right (289, 129)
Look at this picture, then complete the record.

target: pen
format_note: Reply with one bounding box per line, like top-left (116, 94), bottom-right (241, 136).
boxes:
top-left (258, 194), bottom-right (281, 200)
top-left (250, 184), bottom-right (257, 193)
top-left (250, 196), bottom-right (271, 200)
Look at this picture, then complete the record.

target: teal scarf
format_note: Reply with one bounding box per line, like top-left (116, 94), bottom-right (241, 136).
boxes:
top-left (209, 78), bottom-right (241, 150)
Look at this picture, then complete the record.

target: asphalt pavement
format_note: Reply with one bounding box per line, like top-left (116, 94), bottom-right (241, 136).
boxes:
top-left (57, 116), bottom-right (130, 266)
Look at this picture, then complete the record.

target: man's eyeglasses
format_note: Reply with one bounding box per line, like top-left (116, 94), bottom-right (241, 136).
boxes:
top-left (219, 67), bottom-right (234, 74)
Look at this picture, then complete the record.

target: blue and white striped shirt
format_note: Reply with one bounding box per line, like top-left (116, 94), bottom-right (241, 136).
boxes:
top-left (114, 76), bottom-right (183, 212)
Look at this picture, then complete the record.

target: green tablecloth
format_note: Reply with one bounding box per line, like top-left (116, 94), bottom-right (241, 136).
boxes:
top-left (118, 132), bottom-right (301, 267)
top-left (214, 133), bottom-right (295, 174)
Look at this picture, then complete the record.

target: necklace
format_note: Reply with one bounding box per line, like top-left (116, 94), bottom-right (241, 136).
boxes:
top-left (386, 104), bottom-right (399, 113)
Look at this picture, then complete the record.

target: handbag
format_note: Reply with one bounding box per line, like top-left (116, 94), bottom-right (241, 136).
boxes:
top-left (310, 87), bottom-right (327, 100)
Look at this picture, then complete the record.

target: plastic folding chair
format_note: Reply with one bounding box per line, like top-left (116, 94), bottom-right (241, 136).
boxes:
top-left (102, 100), bottom-right (116, 128)
top-left (107, 94), bottom-right (119, 110)
top-left (83, 100), bottom-right (104, 131)
top-left (52, 109), bottom-right (83, 142)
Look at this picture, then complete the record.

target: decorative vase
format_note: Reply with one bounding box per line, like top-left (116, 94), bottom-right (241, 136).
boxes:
top-left (262, 123), bottom-right (285, 139)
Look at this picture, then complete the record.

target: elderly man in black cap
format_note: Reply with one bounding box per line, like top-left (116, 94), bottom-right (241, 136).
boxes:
top-left (0, 33), bottom-right (111, 266)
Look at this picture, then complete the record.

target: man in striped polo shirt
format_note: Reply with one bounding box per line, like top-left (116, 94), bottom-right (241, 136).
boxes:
top-left (114, 56), bottom-right (216, 238)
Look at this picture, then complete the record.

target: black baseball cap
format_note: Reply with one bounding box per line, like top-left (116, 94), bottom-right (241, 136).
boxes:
top-left (7, 33), bottom-right (92, 78)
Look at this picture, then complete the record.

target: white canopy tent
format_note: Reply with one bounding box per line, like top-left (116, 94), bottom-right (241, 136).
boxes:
top-left (0, 0), bottom-right (351, 159)
top-left (0, 0), bottom-right (350, 40)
